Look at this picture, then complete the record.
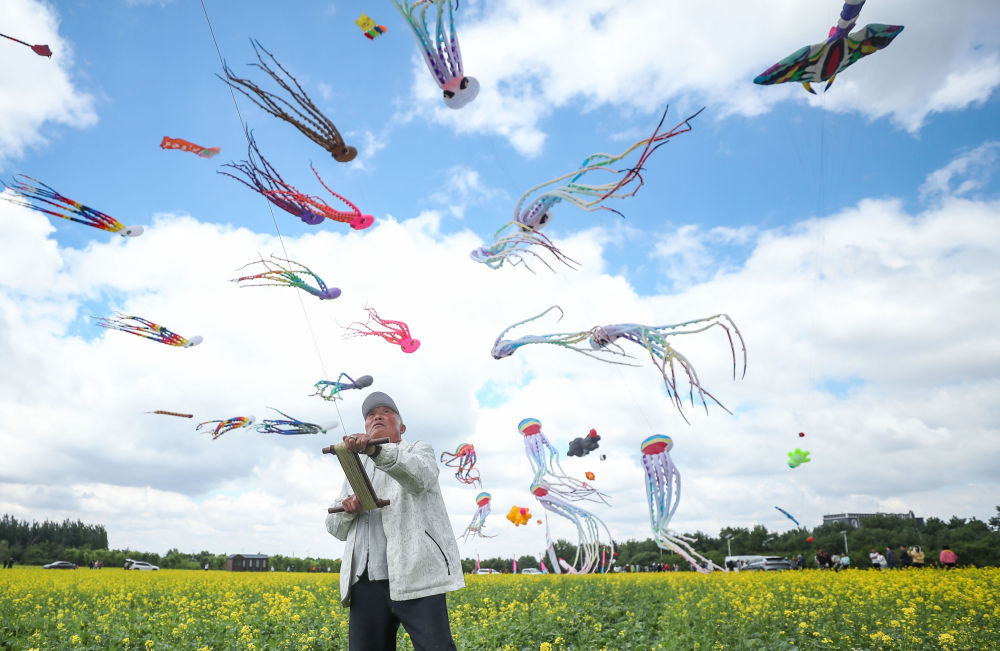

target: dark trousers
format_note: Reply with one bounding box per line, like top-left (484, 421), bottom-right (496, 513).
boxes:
top-left (349, 572), bottom-right (457, 651)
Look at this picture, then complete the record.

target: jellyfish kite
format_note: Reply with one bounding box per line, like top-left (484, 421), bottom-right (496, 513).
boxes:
top-left (531, 479), bottom-right (614, 574)
top-left (94, 314), bottom-right (202, 348)
top-left (753, 0), bottom-right (903, 94)
top-left (506, 505), bottom-right (531, 526)
top-left (459, 492), bottom-right (494, 542)
top-left (392, 0), bottom-right (479, 109)
top-left (256, 408), bottom-right (337, 436)
top-left (568, 429), bottom-right (601, 457)
top-left (472, 107), bottom-right (703, 271)
top-left (197, 416), bottom-right (256, 440)
top-left (640, 434), bottom-right (724, 573)
top-left (1, 175), bottom-right (143, 237)
top-left (311, 373), bottom-right (373, 402)
top-left (160, 137), bottom-right (221, 159)
top-left (232, 256), bottom-right (341, 300)
top-left (219, 40), bottom-right (357, 162)
top-left (775, 506), bottom-right (801, 527)
top-left (787, 448), bottom-right (811, 468)
top-left (494, 307), bottom-right (747, 422)
top-left (0, 32), bottom-right (51, 57)
top-left (440, 442), bottom-right (480, 487)
top-left (518, 418), bottom-right (608, 504)
top-left (344, 307), bottom-right (420, 353)
top-left (220, 131), bottom-right (372, 229)
top-left (356, 13), bottom-right (387, 40)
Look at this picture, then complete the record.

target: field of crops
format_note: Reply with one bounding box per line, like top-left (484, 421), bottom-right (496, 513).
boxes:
top-left (1, 566), bottom-right (998, 649)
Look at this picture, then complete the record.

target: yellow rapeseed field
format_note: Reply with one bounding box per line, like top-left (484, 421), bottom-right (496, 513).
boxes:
top-left (1, 566), bottom-right (998, 649)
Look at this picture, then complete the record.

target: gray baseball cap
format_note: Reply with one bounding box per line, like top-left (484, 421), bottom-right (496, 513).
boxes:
top-left (362, 391), bottom-right (399, 418)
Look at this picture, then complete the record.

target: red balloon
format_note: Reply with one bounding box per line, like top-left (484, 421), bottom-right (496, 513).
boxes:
top-left (807, 536), bottom-right (814, 543)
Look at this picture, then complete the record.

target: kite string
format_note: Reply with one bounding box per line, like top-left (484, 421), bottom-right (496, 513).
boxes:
top-left (198, 0), bottom-right (348, 434)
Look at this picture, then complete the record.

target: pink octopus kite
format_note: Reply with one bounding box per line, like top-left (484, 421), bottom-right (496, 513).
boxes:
top-left (344, 307), bottom-right (420, 353)
top-left (440, 443), bottom-right (480, 487)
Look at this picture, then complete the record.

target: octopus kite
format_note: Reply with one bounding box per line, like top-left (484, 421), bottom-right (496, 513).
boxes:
top-left (640, 434), bottom-right (723, 573)
top-left (518, 418), bottom-right (608, 504)
top-left (356, 13), bottom-right (387, 40)
top-left (311, 372), bottom-right (373, 402)
top-left (0, 32), bottom-right (51, 57)
top-left (459, 492), bottom-right (494, 542)
top-left (220, 131), bottom-right (373, 229)
top-left (532, 479), bottom-right (614, 574)
top-left (219, 40), bottom-right (357, 161)
top-left (94, 314), bottom-right (202, 348)
top-left (197, 416), bottom-right (255, 440)
top-left (392, 0), bottom-right (479, 109)
top-left (256, 408), bottom-right (337, 436)
top-left (471, 107), bottom-right (703, 271)
top-left (1, 175), bottom-right (143, 237)
top-left (440, 443), bottom-right (480, 487)
top-left (232, 256), bottom-right (341, 300)
top-left (494, 307), bottom-right (746, 422)
top-left (754, 0), bottom-right (903, 94)
top-left (344, 307), bottom-right (420, 353)
top-left (787, 448), bottom-right (811, 468)
top-left (160, 137), bottom-right (220, 159)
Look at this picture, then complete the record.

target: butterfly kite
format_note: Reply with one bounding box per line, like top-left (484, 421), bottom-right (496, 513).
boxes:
top-left (232, 256), bottom-right (341, 300)
top-left (1, 32), bottom-right (51, 57)
top-left (471, 107), bottom-right (703, 271)
top-left (256, 408), bottom-right (338, 436)
top-left (641, 434), bottom-right (723, 573)
top-left (440, 443), bottom-right (480, 487)
top-left (220, 131), bottom-right (373, 229)
top-left (753, 0), bottom-right (903, 94)
top-left (94, 314), bottom-right (202, 348)
top-left (160, 137), bottom-right (220, 159)
top-left (494, 307), bottom-right (746, 422)
top-left (344, 307), bottom-right (420, 353)
top-left (459, 492), bottom-right (494, 542)
top-left (198, 416), bottom-right (256, 440)
top-left (1, 175), bottom-right (143, 238)
top-left (392, 0), bottom-right (479, 109)
top-left (312, 373), bottom-right (373, 402)
top-left (219, 40), bottom-right (357, 162)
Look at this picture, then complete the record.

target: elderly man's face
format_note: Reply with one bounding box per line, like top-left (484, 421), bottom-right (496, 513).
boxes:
top-left (365, 406), bottom-right (405, 442)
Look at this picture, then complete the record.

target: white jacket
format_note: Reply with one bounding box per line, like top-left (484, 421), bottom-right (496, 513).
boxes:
top-left (326, 439), bottom-right (465, 606)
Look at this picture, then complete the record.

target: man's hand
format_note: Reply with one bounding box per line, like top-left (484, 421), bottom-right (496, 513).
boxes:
top-left (340, 494), bottom-right (362, 514)
top-left (343, 433), bottom-right (379, 456)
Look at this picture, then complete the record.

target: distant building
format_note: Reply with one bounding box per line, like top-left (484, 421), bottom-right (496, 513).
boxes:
top-left (823, 511), bottom-right (924, 529)
top-left (226, 554), bottom-right (269, 572)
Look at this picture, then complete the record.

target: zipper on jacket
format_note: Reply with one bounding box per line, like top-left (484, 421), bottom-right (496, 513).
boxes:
top-left (424, 530), bottom-right (451, 575)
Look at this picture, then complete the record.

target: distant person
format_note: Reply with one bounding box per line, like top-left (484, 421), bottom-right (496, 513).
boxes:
top-left (797, 553), bottom-right (806, 569)
top-left (838, 554), bottom-right (850, 571)
top-left (898, 546), bottom-right (911, 568)
top-left (939, 546), bottom-right (958, 569)
top-left (869, 549), bottom-right (886, 569)
top-left (909, 546), bottom-right (925, 568)
top-left (885, 547), bottom-right (898, 569)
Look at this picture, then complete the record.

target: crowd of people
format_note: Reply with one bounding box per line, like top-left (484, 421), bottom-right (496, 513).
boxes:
top-left (806, 545), bottom-right (958, 570)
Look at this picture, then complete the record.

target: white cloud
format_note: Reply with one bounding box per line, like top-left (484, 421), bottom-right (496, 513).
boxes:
top-left (397, 0), bottom-right (1000, 154)
top-left (919, 141), bottom-right (1000, 200)
top-left (0, 0), bottom-right (97, 166)
top-left (1, 144), bottom-right (998, 561)
top-left (428, 165), bottom-right (507, 219)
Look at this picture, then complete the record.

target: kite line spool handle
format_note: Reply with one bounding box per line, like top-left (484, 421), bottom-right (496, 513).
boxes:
top-left (321, 437), bottom-right (390, 455)
top-left (328, 499), bottom-right (389, 514)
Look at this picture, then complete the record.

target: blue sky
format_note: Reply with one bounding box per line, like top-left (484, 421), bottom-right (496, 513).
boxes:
top-left (1, 0), bottom-right (999, 562)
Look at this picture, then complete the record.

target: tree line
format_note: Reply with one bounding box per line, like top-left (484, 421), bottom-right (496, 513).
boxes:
top-left (4, 507), bottom-right (998, 571)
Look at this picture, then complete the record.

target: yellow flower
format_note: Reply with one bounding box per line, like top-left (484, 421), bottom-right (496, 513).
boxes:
top-left (540, 643), bottom-right (553, 651)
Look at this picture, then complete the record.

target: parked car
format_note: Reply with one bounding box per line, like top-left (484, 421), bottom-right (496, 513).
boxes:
top-left (520, 568), bottom-right (543, 574)
top-left (124, 559), bottom-right (159, 571)
top-left (474, 568), bottom-right (498, 574)
top-left (43, 561), bottom-right (78, 570)
top-left (742, 556), bottom-right (793, 571)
